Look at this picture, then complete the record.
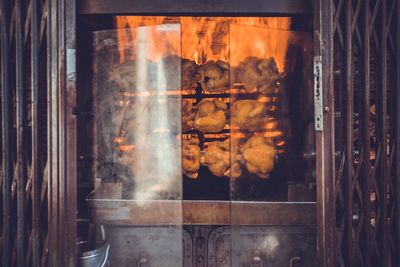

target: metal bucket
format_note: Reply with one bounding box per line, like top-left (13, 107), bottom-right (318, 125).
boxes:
top-left (77, 242), bottom-right (110, 267)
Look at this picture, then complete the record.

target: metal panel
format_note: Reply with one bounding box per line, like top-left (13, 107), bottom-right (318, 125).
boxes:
top-left (78, 0), bottom-right (313, 15)
top-left (103, 226), bottom-right (186, 266)
top-left (98, 225), bottom-right (315, 267)
top-left (229, 226), bottom-right (317, 267)
top-left (87, 199), bottom-right (316, 226)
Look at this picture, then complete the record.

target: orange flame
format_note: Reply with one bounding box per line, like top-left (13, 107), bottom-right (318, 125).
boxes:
top-left (114, 16), bottom-right (291, 69)
top-left (113, 16), bottom-right (290, 156)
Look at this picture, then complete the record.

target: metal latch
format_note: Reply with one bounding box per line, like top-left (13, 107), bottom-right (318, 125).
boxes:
top-left (314, 56), bottom-right (323, 131)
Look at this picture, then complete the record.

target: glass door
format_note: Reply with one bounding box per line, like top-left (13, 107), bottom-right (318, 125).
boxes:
top-left (90, 23), bottom-right (184, 266)
top-left (229, 23), bottom-right (316, 267)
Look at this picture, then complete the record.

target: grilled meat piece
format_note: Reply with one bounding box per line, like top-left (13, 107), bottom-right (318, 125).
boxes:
top-left (241, 136), bottom-right (275, 179)
top-left (231, 100), bottom-right (266, 131)
top-left (235, 57), bottom-right (280, 95)
top-left (200, 139), bottom-right (230, 177)
top-left (194, 99), bottom-right (227, 132)
top-left (182, 138), bottom-right (201, 179)
top-left (197, 60), bottom-right (229, 92)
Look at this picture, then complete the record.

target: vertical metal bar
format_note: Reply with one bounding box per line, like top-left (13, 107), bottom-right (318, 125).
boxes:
top-left (31, 0), bottom-right (40, 265)
top-left (56, 0), bottom-right (66, 264)
top-left (396, 0), bottom-right (400, 263)
top-left (345, 0), bottom-right (354, 265)
top-left (65, 0), bottom-right (77, 264)
top-left (45, 0), bottom-right (77, 264)
top-left (0, 0), bottom-right (12, 266)
top-left (315, 0), bottom-right (336, 266)
top-left (46, 0), bottom-right (58, 265)
top-left (55, 1), bottom-right (64, 265)
top-left (15, 0), bottom-right (26, 266)
top-left (362, 0), bottom-right (372, 266)
top-left (380, 0), bottom-right (389, 266)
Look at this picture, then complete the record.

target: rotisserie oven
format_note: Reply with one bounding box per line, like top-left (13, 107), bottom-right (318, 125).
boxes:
top-left (1, 0), bottom-right (399, 266)
top-left (79, 15), bottom-right (316, 266)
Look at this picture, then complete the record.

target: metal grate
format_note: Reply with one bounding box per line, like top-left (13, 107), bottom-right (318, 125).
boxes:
top-left (0, 0), bottom-right (49, 266)
top-left (1, 0), bottom-right (77, 266)
top-left (330, 0), bottom-right (400, 266)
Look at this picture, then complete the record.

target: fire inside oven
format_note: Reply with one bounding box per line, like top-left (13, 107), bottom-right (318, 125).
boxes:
top-left (84, 16), bottom-right (315, 202)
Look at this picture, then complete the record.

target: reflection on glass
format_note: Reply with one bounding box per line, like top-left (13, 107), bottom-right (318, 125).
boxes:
top-left (94, 24), bottom-right (182, 200)
top-left (229, 24), bottom-right (314, 201)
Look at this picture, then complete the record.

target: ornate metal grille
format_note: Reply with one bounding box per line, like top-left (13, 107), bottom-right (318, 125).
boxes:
top-left (330, 0), bottom-right (400, 266)
top-left (0, 0), bottom-right (49, 266)
top-left (0, 0), bottom-right (77, 266)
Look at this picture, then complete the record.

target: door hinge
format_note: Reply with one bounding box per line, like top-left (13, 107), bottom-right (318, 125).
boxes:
top-left (314, 56), bottom-right (323, 131)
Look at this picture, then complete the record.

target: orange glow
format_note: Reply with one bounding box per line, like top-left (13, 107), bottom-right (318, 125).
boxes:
top-left (263, 131), bottom-right (283, 138)
top-left (114, 16), bottom-right (291, 68)
top-left (258, 96), bottom-right (272, 103)
top-left (264, 120), bottom-right (278, 130)
top-left (276, 141), bottom-right (285, 146)
top-left (114, 137), bottom-right (124, 144)
top-left (231, 132), bottom-right (246, 138)
top-left (118, 144), bottom-right (134, 152)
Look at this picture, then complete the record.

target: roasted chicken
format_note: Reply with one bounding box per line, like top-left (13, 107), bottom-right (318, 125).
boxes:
top-left (200, 139), bottom-right (230, 177)
top-left (235, 57), bottom-right (280, 95)
top-left (231, 100), bottom-right (266, 131)
top-left (182, 138), bottom-right (201, 179)
top-left (194, 99), bottom-right (227, 132)
top-left (197, 60), bottom-right (229, 92)
top-left (241, 136), bottom-right (275, 179)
